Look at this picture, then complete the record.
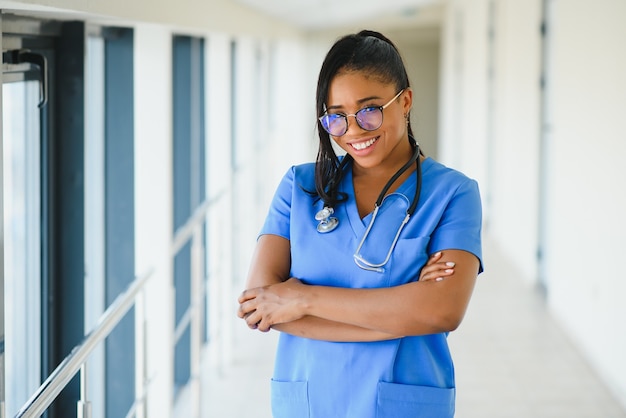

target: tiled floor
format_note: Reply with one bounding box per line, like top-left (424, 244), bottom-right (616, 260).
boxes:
top-left (200, 238), bottom-right (626, 418)
top-left (449, 240), bottom-right (626, 418)
top-left (201, 326), bottom-right (277, 418)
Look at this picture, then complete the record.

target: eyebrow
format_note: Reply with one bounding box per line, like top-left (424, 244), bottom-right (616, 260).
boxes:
top-left (325, 95), bottom-right (383, 111)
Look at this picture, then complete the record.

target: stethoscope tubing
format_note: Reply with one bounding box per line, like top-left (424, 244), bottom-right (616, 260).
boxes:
top-left (315, 139), bottom-right (423, 271)
top-left (352, 144), bottom-right (421, 271)
top-left (374, 143), bottom-right (422, 217)
top-left (315, 141), bottom-right (422, 230)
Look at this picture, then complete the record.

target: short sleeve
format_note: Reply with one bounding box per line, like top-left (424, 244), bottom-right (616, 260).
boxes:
top-left (429, 178), bottom-right (484, 273)
top-left (259, 166), bottom-right (295, 240)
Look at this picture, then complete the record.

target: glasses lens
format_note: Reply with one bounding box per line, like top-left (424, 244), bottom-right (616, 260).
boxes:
top-left (356, 107), bottom-right (383, 131)
top-left (319, 114), bottom-right (347, 136)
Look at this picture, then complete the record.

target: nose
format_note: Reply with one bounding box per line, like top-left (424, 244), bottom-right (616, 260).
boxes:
top-left (344, 113), bottom-right (365, 134)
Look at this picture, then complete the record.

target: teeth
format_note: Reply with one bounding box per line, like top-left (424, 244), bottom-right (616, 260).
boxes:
top-left (352, 137), bottom-right (377, 150)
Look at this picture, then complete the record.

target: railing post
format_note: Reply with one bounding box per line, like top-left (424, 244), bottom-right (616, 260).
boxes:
top-left (77, 364), bottom-right (92, 418)
top-left (1, 351), bottom-right (5, 418)
top-left (190, 224), bottom-right (204, 418)
top-left (134, 289), bottom-right (147, 418)
top-left (14, 270), bottom-right (153, 418)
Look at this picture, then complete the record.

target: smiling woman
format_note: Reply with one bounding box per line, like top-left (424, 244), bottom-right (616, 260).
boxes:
top-left (238, 30), bottom-right (483, 418)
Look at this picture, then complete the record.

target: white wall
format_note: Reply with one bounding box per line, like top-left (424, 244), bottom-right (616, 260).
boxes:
top-left (396, 40), bottom-right (440, 159)
top-left (133, 23), bottom-right (175, 417)
top-left (489, 0), bottom-right (542, 283)
top-left (440, 0), bottom-right (542, 281)
top-left (440, 0), bottom-right (626, 409)
top-left (439, 0), bottom-right (490, 200)
top-left (230, 34), bottom-right (313, 286)
top-left (266, 37), bottom-right (317, 180)
top-left (545, 0), bottom-right (626, 407)
top-left (205, 32), bottom-right (235, 369)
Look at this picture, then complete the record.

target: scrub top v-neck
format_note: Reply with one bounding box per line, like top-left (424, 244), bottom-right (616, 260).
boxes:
top-left (259, 157), bottom-right (483, 418)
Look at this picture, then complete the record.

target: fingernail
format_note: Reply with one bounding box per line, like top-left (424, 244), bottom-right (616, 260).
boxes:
top-left (445, 269), bottom-right (454, 273)
top-left (446, 262), bottom-right (455, 267)
top-left (432, 252), bottom-right (441, 258)
top-left (435, 277), bottom-right (444, 282)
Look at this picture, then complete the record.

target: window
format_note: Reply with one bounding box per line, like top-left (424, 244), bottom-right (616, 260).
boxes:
top-left (2, 16), bottom-right (136, 417)
top-left (2, 76), bottom-right (42, 418)
top-left (172, 34), bottom-right (206, 393)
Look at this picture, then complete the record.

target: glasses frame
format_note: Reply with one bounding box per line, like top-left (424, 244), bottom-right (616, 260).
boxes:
top-left (319, 89), bottom-right (405, 137)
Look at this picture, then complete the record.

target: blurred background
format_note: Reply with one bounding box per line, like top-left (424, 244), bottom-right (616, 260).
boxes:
top-left (1, 0), bottom-right (625, 417)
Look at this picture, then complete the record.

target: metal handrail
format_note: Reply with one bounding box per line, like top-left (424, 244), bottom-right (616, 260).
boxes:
top-left (13, 191), bottom-right (219, 418)
top-left (172, 190), bottom-right (223, 255)
top-left (171, 196), bottom-right (213, 418)
top-left (14, 269), bottom-right (154, 418)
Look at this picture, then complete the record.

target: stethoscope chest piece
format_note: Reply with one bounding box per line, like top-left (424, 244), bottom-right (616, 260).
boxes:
top-left (315, 206), bottom-right (339, 233)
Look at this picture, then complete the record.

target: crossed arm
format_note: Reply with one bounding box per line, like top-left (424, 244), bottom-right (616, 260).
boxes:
top-left (237, 234), bottom-right (480, 342)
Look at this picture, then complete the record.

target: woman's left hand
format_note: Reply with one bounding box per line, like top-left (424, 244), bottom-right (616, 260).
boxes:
top-left (419, 251), bottom-right (456, 282)
top-left (237, 278), bottom-right (308, 332)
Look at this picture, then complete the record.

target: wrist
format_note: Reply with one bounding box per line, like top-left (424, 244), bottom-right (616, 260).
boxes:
top-left (298, 285), bottom-right (314, 317)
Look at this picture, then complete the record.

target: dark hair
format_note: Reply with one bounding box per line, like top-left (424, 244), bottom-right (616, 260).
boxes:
top-left (313, 30), bottom-right (415, 208)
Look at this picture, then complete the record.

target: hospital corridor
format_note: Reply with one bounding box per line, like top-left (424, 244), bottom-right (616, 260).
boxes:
top-left (2, 0), bottom-right (626, 417)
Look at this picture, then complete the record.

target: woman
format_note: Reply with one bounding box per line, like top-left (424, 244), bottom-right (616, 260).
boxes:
top-left (238, 30), bottom-right (483, 418)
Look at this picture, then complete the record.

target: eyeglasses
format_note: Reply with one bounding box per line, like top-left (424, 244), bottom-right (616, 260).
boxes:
top-left (318, 89), bottom-right (405, 137)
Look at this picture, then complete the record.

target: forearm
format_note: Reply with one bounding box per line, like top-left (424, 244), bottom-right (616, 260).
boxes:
top-left (303, 282), bottom-right (445, 336)
top-left (241, 278), bottom-right (458, 337)
top-left (239, 249), bottom-right (479, 338)
top-left (244, 234), bottom-right (291, 290)
top-left (302, 251), bottom-right (479, 336)
top-left (272, 316), bottom-right (401, 342)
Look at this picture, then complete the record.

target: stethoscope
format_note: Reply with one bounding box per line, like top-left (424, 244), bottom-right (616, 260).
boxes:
top-left (315, 143), bottom-right (422, 237)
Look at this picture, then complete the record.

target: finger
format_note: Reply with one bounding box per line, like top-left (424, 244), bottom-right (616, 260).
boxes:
top-left (426, 251), bottom-right (443, 266)
top-left (238, 289), bottom-right (257, 304)
top-left (256, 319), bottom-right (272, 333)
top-left (420, 262), bottom-right (453, 277)
top-left (244, 310), bottom-right (262, 329)
top-left (431, 264), bottom-right (456, 282)
top-left (237, 299), bottom-right (257, 319)
top-left (420, 262), bottom-right (455, 282)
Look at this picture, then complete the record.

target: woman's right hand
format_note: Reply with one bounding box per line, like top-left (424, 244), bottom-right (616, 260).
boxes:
top-left (419, 251), bottom-right (456, 282)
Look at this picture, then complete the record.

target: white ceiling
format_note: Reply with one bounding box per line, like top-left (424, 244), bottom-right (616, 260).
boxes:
top-left (234, 0), bottom-right (443, 31)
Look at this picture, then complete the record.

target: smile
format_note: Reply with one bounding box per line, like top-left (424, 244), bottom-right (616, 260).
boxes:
top-left (351, 137), bottom-right (378, 151)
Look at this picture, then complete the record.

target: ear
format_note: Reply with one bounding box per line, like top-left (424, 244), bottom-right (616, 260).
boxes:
top-left (401, 88), bottom-right (413, 115)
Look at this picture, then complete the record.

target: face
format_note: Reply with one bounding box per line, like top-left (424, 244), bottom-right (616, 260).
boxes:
top-left (325, 71), bottom-right (412, 171)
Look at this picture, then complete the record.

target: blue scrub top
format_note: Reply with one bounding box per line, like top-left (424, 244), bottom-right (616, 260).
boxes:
top-left (260, 157), bottom-right (483, 418)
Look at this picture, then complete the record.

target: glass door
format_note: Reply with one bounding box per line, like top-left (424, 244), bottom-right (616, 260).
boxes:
top-left (2, 78), bottom-right (42, 418)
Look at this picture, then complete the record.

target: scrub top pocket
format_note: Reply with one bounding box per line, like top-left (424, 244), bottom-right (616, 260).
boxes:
top-left (271, 379), bottom-right (310, 418)
top-left (387, 236), bottom-right (430, 286)
top-left (376, 381), bottom-right (455, 418)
